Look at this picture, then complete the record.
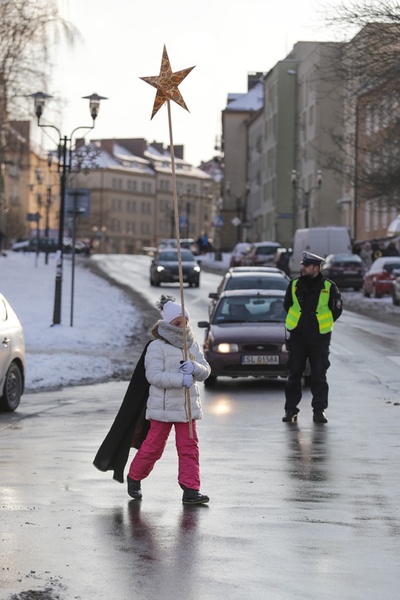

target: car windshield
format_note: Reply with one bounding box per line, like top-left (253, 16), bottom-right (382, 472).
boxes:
top-left (384, 262), bottom-right (400, 274)
top-left (213, 295), bottom-right (286, 324)
top-left (159, 251), bottom-right (194, 262)
top-left (225, 276), bottom-right (288, 291)
top-left (329, 255), bottom-right (363, 267)
top-left (256, 246), bottom-right (278, 256)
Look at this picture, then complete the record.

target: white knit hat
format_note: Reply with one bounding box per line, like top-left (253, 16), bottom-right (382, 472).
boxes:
top-left (162, 299), bottom-right (190, 323)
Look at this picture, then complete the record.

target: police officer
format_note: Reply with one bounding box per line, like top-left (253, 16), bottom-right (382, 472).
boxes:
top-left (283, 251), bottom-right (343, 423)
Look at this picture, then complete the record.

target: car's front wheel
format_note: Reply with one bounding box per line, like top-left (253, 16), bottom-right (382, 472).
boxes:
top-left (204, 375), bottom-right (217, 388)
top-left (0, 362), bottom-right (23, 412)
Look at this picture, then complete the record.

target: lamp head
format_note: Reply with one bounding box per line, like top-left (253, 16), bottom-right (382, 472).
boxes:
top-left (28, 92), bottom-right (53, 123)
top-left (82, 93), bottom-right (108, 121)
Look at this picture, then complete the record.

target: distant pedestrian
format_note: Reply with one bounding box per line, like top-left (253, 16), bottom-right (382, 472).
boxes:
top-left (383, 242), bottom-right (399, 257)
top-left (360, 242), bottom-right (373, 269)
top-left (282, 251), bottom-right (343, 424)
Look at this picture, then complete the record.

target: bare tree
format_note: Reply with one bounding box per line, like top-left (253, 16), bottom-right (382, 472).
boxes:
top-left (319, 2), bottom-right (400, 215)
top-left (0, 0), bottom-right (78, 248)
top-left (0, 0), bottom-right (78, 120)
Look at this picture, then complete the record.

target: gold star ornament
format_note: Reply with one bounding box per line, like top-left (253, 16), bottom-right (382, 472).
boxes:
top-left (140, 45), bottom-right (195, 120)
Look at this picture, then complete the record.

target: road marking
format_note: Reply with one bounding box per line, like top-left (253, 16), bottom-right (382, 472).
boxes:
top-left (387, 356), bottom-right (400, 366)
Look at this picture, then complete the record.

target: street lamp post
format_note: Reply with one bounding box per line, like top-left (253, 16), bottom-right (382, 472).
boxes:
top-left (226, 181), bottom-right (250, 243)
top-left (291, 170), bottom-right (322, 228)
top-left (28, 91), bottom-right (107, 326)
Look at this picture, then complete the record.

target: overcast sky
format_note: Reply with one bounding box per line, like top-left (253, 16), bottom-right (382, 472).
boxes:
top-left (32, 0), bottom-right (353, 166)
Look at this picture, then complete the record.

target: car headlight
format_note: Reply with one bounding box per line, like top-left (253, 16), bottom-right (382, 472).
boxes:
top-left (156, 266), bottom-right (165, 272)
top-left (281, 343), bottom-right (287, 352)
top-left (212, 343), bottom-right (239, 353)
top-left (193, 265), bottom-right (201, 272)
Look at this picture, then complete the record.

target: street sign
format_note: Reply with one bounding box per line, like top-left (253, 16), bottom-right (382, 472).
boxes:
top-left (212, 215), bottom-right (224, 227)
top-left (65, 189), bottom-right (90, 216)
top-left (231, 217), bottom-right (241, 227)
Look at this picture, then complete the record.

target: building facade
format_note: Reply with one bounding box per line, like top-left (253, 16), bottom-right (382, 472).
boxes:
top-left (70, 139), bottom-right (216, 253)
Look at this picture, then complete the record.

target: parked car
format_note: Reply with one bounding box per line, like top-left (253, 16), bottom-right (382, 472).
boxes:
top-left (150, 249), bottom-right (201, 287)
top-left (208, 269), bottom-right (290, 316)
top-left (321, 253), bottom-right (366, 290)
top-left (229, 242), bottom-right (250, 267)
top-left (11, 237), bottom-right (87, 254)
top-left (199, 289), bottom-right (310, 387)
top-left (12, 238), bottom-right (58, 253)
top-left (240, 241), bottom-right (281, 267)
top-left (0, 293), bottom-right (25, 411)
top-left (362, 257), bottom-right (400, 298)
top-left (391, 269), bottom-right (400, 305)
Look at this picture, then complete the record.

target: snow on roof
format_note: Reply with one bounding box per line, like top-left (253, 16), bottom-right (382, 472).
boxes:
top-left (225, 82), bottom-right (264, 112)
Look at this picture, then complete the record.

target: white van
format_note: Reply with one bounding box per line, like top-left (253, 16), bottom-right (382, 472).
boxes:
top-left (289, 227), bottom-right (352, 277)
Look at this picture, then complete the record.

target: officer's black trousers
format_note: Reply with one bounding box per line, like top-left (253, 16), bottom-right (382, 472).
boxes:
top-left (284, 335), bottom-right (331, 412)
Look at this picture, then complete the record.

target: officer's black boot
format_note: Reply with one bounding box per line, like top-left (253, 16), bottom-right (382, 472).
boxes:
top-left (282, 410), bottom-right (298, 423)
top-left (180, 484), bottom-right (209, 505)
top-left (313, 410), bottom-right (328, 423)
top-left (127, 475), bottom-right (142, 499)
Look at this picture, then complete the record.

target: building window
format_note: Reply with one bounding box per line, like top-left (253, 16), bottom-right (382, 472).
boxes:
top-left (365, 105), bottom-right (372, 136)
top-left (373, 106), bottom-right (380, 133)
top-left (365, 200), bottom-right (371, 233)
top-left (373, 199), bottom-right (379, 231)
top-left (308, 105), bottom-right (314, 126)
top-left (381, 201), bottom-right (388, 228)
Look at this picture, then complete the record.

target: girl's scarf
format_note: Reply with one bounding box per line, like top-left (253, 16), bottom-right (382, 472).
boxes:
top-left (156, 321), bottom-right (195, 349)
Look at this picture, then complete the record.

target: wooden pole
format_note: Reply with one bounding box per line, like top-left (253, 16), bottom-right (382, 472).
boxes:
top-left (167, 99), bottom-right (193, 438)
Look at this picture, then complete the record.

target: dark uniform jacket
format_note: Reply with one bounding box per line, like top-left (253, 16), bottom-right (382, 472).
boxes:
top-left (284, 273), bottom-right (343, 343)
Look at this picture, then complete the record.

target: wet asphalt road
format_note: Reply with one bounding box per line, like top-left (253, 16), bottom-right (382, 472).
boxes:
top-left (1, 257), bottom-right (400, 599)
top-left (1, 357), bottom-right (400, 599)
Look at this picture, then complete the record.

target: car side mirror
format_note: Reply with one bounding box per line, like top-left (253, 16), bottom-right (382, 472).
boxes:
top-left (208, 292), bottom-right (219, 299)
top-left (197, 321), bottom-right (209, 328)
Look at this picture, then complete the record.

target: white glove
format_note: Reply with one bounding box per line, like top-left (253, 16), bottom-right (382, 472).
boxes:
top-left (182, 374), bottom-right (193, 388)
top-left (179, 360), bottom-right (195, 375)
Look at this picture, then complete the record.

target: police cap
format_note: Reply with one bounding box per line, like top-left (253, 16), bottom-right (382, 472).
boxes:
top-left (301, 251), bottom-right (325, 266)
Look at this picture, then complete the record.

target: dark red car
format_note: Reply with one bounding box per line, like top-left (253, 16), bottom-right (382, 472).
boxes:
top-left (363, 257), bottom-right (400, 298)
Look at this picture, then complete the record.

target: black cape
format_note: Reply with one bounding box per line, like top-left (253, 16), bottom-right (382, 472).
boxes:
top-left (93, 342), bottom-right (151, 483)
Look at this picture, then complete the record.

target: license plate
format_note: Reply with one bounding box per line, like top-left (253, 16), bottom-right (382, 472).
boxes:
top-left (344, 270), bottom-right (358, 275)
top-left (242, 355), bottom-right (279, 365)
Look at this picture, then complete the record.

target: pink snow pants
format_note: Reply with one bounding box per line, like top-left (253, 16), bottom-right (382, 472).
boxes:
top-left (128, 420), bottom-right (200, 490)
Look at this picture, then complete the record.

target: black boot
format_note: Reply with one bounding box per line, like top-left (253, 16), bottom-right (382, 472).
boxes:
top-left (127, 475), bottom-right (142, 499)
top-left (313, 411), bottom-right (328, 423)
top-left (180, 485), bottom-right (209, 505)
top-left (282, 410), bottom-right (298, 423)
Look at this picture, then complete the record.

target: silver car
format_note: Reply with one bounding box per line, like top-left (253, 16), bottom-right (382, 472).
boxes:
top-left (0, 293), bottom-right (25, 411)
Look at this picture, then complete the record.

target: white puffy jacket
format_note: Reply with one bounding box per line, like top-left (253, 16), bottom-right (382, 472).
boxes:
top-left (144, 338), bottom-right (210, 422)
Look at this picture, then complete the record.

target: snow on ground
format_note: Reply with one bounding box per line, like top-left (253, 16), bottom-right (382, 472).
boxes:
top-left (0, 251), bottom-right (146, 393)
top-left (1, 250), bottom-right (398, 395)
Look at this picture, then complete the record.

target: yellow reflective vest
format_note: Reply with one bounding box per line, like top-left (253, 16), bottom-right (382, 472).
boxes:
top-left (285, 279), bottom-right (334, 334)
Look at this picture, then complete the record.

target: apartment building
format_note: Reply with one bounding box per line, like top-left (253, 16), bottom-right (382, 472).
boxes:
top-left (70, 138), bottom-right (215, 253)
top-left (221, 74), bottom-right (264, 250)
top-left (1, 121), bottom-right (59, 248)
top-left (342, 23), bottom-right (400, 243)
